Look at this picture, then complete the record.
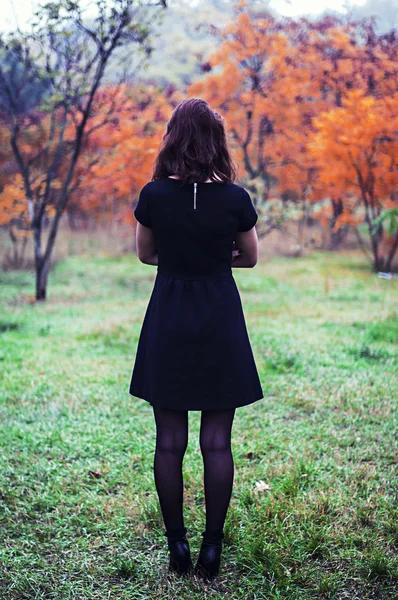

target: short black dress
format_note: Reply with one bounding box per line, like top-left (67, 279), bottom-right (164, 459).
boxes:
top-left (129, 177), bottom-right (264, 411)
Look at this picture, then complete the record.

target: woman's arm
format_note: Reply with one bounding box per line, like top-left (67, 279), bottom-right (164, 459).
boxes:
top-left (135, 222), bottom-right (158, 265)
top-left (231, 226), bottom-right (259, 268)
top-left (136, 220), bottom-right (258, 269)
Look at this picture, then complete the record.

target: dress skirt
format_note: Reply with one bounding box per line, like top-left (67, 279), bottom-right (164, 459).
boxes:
top-left (129, 265), bottom-right (264, 411)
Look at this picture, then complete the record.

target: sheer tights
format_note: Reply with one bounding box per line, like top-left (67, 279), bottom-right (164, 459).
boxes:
top-left (153, 406), bottom-right (236, 543)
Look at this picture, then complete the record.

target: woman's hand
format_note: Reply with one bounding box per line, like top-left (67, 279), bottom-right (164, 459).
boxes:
top-left (232, 240), bottom-right (242, 261)
top-left (231, 228), bottom-right (258, 267)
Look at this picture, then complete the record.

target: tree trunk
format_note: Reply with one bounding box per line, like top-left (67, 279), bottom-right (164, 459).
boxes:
top-left (35, 258), bottom-right (50, 301)
top-left (329, 225), bottom-right (350, 250)
top-left (295, 190), bottom-right (310, 256)
top-left (8, 226), bottom-right (18, 267)
top-left (368, 221), bottom-right (383, 273)
top-left (33, 220), bottom-right (50, 301)
top-left (66, 208), bottom-right (78, 231)
top-left (329, 197), bottom-right (348, 249)
top-left (372, 245), bottom-right (386, 272)
top-left (385, 232), bottom-right (398, 273)
top-left (21, 235), bottom-right (28, 267)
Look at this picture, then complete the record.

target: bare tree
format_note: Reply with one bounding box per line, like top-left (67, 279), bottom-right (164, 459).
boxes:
top-left (0, 0), bottom-right (167, 300)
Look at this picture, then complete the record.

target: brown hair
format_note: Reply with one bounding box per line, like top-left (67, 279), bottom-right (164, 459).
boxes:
top-left (152, 98), bottom-right (238, 185)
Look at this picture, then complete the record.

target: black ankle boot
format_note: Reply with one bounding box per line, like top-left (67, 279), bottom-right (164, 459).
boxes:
top-left (194, 530), bottom-right (224, 580)
top-left (165, 527), bottom-right (193, 576)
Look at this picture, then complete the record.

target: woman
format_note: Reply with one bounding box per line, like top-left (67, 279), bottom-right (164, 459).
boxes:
top-left (129, 98), bottom-right (263, 580)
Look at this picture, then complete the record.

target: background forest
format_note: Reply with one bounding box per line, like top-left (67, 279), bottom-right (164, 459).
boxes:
top-left (0, 0), bottom-right (397, 299)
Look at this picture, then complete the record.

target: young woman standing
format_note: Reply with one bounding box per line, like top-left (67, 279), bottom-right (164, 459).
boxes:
top-left (129, 98), bottom-right (263, 580)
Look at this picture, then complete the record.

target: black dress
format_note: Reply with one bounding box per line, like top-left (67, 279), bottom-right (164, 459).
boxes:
top-left (129, 177), bottom-right (264, 411)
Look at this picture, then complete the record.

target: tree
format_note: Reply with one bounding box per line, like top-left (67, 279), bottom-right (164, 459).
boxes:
top-left (0, 0), bottom-right (167, 300)
top-left (189, 3), bottom-right (398, 256)
top-left (310, 89), bottom-right (398, 271)
top-left (69, 82), bottom-right (183, 231)
top-left (188, 6), bottom-right (348, 245)
top-left (188, 6), bottom-right (304, 241)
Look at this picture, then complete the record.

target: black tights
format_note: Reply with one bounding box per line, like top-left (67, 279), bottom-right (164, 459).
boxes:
top-left (153, 406), bottom-right (236, 543)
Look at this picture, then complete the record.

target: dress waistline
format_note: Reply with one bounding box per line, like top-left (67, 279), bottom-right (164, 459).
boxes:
top-left (156, 266), bottom-right (233, 281)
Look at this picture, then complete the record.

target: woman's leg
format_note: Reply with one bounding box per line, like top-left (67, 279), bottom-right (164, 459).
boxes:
top-left (153, 406), bottom-right (189, 542)
top-left (199, 408), bottom-right (236, 539)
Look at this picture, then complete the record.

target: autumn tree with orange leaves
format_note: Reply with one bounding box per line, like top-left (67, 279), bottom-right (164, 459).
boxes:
top-left (189, 1), bottom-right (398, 266)
top-left (310, 89), bottom-right (398, 271)
top-left (70, 83), bottom-right (183, 231)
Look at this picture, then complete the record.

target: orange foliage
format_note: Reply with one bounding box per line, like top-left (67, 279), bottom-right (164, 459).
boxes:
top-left (188, 4), bottom-right (398, 265)
top-left (310, 89), bottom-right (398, 262)
top-left (66, 83), bottom-right (184, 227)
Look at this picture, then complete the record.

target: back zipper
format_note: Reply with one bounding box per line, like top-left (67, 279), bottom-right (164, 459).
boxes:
top-left (193, 182), bottom-right (197, 209)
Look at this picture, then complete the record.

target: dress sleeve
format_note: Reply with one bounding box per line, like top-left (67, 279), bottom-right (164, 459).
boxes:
top-left (134, 184), bottom-right (152, 228)
top-left (237, 187), bottom-right (258, 232)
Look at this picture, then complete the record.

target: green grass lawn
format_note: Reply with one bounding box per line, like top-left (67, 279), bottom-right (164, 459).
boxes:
top-left (0, 250), bottom-right (397, 599)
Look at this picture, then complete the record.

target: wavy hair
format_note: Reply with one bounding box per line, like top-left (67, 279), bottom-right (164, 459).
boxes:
top-left (152, 98), bottom-right (239, 185)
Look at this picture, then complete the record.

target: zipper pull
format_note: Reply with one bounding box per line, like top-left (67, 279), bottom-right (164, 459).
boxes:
top-left (194, 182), bottom-right (197, 210)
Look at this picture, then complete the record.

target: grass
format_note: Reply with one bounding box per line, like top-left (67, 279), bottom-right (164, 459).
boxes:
top-left (0, 249), bottom-right (397, 599)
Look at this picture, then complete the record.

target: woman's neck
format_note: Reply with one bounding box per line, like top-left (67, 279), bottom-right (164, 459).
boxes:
top-left (168, 175), bottom-right (221, 183)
